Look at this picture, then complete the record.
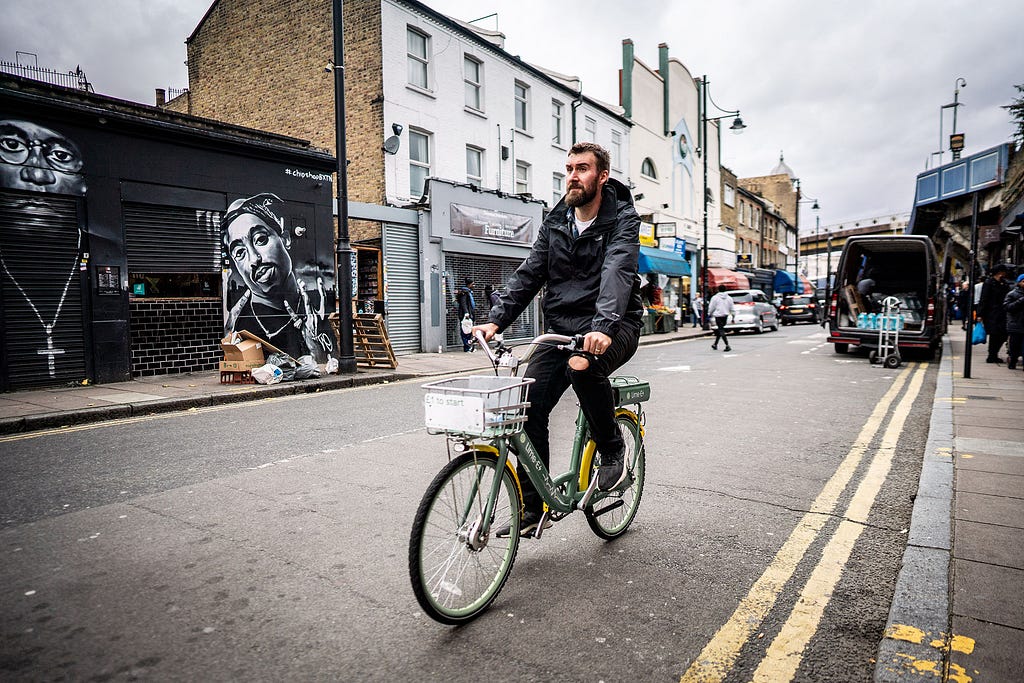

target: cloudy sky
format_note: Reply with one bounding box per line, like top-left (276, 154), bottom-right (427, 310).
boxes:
top-left (3, 0), bottom-right (1020, 229)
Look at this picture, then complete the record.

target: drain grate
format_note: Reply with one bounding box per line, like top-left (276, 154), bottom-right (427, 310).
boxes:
top-left (963, 395), bottom-right (1004, 401)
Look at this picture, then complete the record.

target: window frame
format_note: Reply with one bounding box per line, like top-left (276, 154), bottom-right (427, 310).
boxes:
top-left (610, 129), bottom-right (622, 170)
top-left (552, 171), bottom-right (565, 206)
top-left (551, 99), bottom-right (564, 146)
top-left (466, 145), bottom-right (484, 187)
top-left (514, 81), bottom-right (530, 132)
top-left (584, 116), bottom-right (597, 142)
top-left (408, 128), bottom-right (431, 198)
top-left (406, 26), bottom-right (431, 91)
top-left (641, 157), bottom-right (658, 180)
top-left (463, 54), bottom-right (483, 111)
top-left (515, 160), bottom-right (531, 195)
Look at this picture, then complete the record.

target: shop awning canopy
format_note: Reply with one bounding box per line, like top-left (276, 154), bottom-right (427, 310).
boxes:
top-left (637, 246), bottom-right (691, 277)
top-left (704, 268), bottom-right (750, 291)
top-left (773, 269), bottom-right (815, 294)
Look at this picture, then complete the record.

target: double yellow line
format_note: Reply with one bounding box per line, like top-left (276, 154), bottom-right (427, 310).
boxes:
top-left (681, 363), bottom-right (928, 682)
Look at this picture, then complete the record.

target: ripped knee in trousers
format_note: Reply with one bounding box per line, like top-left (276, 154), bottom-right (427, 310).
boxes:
top-left (568, 354), bottom-right (591, 371)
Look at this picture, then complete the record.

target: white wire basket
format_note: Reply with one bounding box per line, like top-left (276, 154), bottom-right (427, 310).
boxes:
top-left (422, 375), bottom-right (534, 437)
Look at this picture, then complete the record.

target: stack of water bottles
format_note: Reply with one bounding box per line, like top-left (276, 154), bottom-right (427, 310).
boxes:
top-left (856, 311), bottom-right (905, 330)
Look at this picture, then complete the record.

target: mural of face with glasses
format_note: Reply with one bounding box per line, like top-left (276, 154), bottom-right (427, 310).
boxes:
top-left (0, 119), bottom-right (87, 196)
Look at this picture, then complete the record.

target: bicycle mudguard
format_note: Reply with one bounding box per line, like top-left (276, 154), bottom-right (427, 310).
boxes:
top-left (611, 377), bottom-right (650, 405)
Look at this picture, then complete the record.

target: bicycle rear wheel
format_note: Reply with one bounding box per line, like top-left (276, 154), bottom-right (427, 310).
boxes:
top-left (409, 450), bottom-right (521, 624)
top-left (585, 411), bottom-right (645, 540)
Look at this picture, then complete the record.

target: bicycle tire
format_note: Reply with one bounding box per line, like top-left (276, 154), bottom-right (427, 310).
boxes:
top-left (408, 450), bottom-right (521, 624)
top-left (585, 411), bottom-right (645, 540)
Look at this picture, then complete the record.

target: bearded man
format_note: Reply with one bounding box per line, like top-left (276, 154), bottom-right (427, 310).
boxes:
top-left (473, 142), bottom-right (643, 538)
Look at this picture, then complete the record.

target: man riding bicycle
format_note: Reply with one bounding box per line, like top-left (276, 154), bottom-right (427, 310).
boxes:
top-left (473, 142), bottom-right (643, 537)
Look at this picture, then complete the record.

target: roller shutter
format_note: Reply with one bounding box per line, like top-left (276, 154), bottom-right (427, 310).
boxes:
top-left (382, 222), bottom-right (421, 354)
top-left (123, 203), bottom-right (221, 272)
top-left (446, 254), bottom-right (537, 346)
top-left (0, 190), bottom-right (87, 389)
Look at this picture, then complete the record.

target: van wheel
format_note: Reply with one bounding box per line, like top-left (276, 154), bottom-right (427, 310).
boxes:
top-left (834, 343), bottom-right (849, 354)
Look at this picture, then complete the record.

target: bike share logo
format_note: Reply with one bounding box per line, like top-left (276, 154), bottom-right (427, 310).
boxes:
top-left (517, 433), bottom-right (558, 498)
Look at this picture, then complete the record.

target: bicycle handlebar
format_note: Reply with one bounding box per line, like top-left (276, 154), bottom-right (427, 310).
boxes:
top-left (472, 330), bottom-right (582, 367)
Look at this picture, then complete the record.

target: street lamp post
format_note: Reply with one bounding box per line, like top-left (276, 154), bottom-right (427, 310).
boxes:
top-left (698, 75), bottom-right (745, 330)
top-left (331, 0), bottom-right (357, 373)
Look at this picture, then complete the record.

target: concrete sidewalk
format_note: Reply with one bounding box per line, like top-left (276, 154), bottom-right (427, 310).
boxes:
top-left (0, 325), bottom-right (712, 435)
top-left (876, 332), bottom-right (1024, 681)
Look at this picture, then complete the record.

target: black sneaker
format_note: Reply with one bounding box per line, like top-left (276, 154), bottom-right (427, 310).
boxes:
top-left (597, 449), bottom-right (628, 491)
top-left (494, 510), bottom-right (551, 539)
top-left (724, 346), bottom-right (732, 352)
top-left (711, 343), bottom-right (718, 350)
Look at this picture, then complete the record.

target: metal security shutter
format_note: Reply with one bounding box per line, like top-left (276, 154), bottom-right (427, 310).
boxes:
top-left (0, 190), bottom-right (86, 389)
top-left (446, 254), bottom-right (537, 347)
top-left (123, 203), bottom-right (221, 272)
top-left (382, 222), bottom-right (421, 354)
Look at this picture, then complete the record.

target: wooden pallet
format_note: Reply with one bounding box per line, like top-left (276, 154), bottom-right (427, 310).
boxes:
top-left (353, 314), bottom-right (397, 368)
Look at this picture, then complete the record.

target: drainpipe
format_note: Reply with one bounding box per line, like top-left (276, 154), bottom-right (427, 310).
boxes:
top-left (621, 39), bottom-right (633, 120)
top-left (658, 43), bottom-right (669, 135)
top-left (571, 85), bottom-right (584, 144)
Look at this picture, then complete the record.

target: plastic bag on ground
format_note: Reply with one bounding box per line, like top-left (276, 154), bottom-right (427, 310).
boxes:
top-left (252, 363), bottom-right (284, 385)
top-left (325, 358), bottom-right (340, 374)
top-left (294, 355), bottom-right (321, 380)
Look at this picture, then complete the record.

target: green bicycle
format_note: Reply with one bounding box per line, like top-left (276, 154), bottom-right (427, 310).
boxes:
top-left (408, 331), bottom-right (650, 625)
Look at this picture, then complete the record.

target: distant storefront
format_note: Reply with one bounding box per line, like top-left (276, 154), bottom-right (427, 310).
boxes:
top-left (418, 179), bottom-right (545, 352)
top-left (0, 75), bottom-right (335, 390)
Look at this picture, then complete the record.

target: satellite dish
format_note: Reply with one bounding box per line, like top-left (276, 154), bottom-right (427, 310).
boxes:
top-left (382, 135), bottom-right (401, 155)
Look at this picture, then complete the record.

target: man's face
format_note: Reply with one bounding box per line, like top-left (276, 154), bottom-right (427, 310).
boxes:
top-left (0, 120), bottom-right (87, 196)
top-left (565, 152), bottom-right (608, 208)
top-left (224, 214), bottom-right (293, 299)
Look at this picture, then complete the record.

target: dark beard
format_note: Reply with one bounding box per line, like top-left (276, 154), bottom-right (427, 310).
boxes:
top-left (565, 183), bottom-right (597, 207)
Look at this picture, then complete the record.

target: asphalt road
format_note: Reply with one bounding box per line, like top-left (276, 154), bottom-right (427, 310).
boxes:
top-left (0, 323), bottom-right (937, 682)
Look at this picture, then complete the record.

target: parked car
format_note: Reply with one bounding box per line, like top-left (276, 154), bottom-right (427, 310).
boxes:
top-left (723, 289), bottom-right (779, 333)
top-left (778, 294), bottom-right (820, 325)
top-left (827, 235), bottom-right (946, 359)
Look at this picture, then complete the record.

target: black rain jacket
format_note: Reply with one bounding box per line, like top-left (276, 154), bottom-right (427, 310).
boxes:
top-left (489, 177), bottom-right (643, 337)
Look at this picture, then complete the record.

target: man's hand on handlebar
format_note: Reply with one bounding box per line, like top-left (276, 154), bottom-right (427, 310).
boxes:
top-left (581, 331), bottom-right (612, 356)
top-left (471, 322), bottom-right (500, 342)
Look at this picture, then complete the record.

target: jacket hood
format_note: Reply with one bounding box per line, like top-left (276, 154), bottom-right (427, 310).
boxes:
top-left (605, 176), bottom-right (634, 205)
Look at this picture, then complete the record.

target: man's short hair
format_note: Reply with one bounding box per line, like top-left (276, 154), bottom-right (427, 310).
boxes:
top-left (465, 277), bottom-right (474, 286)
top-left (992, 263), bottom-right (1009, 275)
top-left (569, 142), bottom-right (610, 175)
top-left (717, 284), bottom-right (727, 292)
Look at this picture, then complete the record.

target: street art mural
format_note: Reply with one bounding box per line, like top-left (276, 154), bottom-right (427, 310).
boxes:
top-left (0, 119), bottom-right (87, 385)
top-left (221, 192), bottom-right (333, 364)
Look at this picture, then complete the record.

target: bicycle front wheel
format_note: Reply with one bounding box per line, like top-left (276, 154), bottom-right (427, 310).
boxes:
top-left (585, 411), bottom-right (645, 540)
top-left (409, 450), bottom-right (521, 624)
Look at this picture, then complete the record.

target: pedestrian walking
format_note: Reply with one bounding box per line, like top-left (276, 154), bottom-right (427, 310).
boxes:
top-left (1004, 273), bottom-right (1024, 371)
top-left (979, 264), bottom-right (1012, 364)
top-left (692, 293), bottom-right (703, 327)
top-left (707, 285), bottom-right (735, 352)
top-left (455, 277), bottom-right (476, 352)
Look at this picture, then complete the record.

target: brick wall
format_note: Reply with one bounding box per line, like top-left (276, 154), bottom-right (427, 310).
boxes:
top-left (129, 298), bottom-right (223, 377)
top-left (184, 0), bottom-right (385, 207)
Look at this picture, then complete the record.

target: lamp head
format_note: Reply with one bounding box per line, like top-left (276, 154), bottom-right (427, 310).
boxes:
top-left (729, 116), bottom-right (746, 133)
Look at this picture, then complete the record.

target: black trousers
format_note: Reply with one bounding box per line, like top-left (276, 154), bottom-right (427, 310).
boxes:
top-left (713, 316), bottom-right (730, 346)
top-left (517, 325), bottom-right (640, 512)
top-left (1007, 332), bottom-right (1023, 364)
top-left (986, 323), bottom-right (1007, 361)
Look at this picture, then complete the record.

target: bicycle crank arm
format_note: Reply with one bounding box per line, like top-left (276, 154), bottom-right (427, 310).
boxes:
top-left (577, 475), bottom-right (601, 511)
top-left (533, 511), bottom-right (552, 540)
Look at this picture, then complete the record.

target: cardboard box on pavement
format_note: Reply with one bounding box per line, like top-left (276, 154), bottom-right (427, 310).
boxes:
top-left (219, 360), bottom-right (264, 371)
top-left (220, 331), bottom-right (266, 363)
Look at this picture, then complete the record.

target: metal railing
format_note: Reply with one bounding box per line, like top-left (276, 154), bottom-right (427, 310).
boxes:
top-left (0, 61), bottom-right (94, 92)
